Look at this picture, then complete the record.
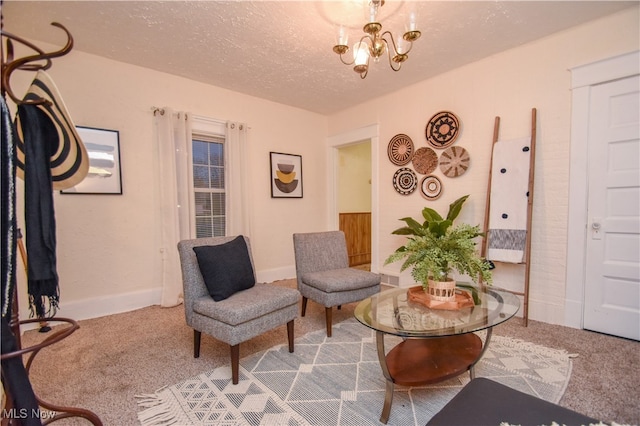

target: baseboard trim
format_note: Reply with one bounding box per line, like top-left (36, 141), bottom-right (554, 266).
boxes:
top-left (23, 267), bottom-right (293, 332)
top-left (20, 287), bottom-right (163, 332)
top-left (563, 299), bottom-right (584, 329)
top-left (69, 287), bottom-right (162, 320)
top-left (257, 265), bottom-right (296, 284)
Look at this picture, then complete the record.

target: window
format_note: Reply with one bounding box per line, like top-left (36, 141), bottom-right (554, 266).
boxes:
top-left (192, 134), bottom-right (225, 237)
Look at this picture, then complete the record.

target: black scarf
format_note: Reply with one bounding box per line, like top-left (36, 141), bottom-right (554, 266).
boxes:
top-left (2, 97), bottom-right (43, 425)
top-left (1, 96), bottom-right (17, 319)
top-left (16, 103), bottom-right (59, 318)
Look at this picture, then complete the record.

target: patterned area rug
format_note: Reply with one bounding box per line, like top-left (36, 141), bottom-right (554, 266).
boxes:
top-left (137, 319), bottom-right (572, 425)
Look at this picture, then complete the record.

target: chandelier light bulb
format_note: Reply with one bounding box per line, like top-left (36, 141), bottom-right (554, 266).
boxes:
top-left (368, 6), bottom-right (376, 22)
top-left (403, 9), bottom-right (421, 42)
top-left (395, 36), bottom-right (409, 55)
top-left (365, 0), bottom-right (380, 23)
top-left (336, 25), bottom-right (349, 47)
top-left (353, 41), bottom-right (369, 66)
top-left (408, 11), bottom-right (417, 32)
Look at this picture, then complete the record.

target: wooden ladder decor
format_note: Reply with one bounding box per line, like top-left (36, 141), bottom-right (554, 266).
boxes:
top-left (481, 108), bottom-right (537, 326)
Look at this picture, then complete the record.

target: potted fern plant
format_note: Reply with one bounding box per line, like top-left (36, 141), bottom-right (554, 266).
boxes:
top-left (384, 195), bottom-right (492, 304)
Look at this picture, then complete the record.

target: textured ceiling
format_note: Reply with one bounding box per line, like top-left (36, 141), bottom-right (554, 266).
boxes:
top-left (2, 1), bottom-right (636, 115)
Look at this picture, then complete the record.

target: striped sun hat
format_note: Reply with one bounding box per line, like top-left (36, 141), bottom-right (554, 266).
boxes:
top-left (15, 70), bottom-right (89, 190)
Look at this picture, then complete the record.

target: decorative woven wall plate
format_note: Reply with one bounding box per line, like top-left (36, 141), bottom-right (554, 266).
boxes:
top-left (439, 146), bottom-right (470, 177)
top-left (420, 175), bottom-right (443, 200)
top-left (425, 111), bottom-right (460, 149)
top-left (392, 167), bottom-right (418, 195)
top-left (412, 147), bottom-right (439, 174)
top-left (387, 134), bottom-right (414, 166)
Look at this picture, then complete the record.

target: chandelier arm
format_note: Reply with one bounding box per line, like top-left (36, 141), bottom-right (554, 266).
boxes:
top-left (380, 31), bottom-right (398, 56)
top-left (338, 53), bottom-right (355, 66)
top-left (404, 42), bottom-right (414, 55)
top-left (359, 34), bottom-right (372, 47)
top-left (380, 30), bottom-right (415, 56)
top-left (379, 35), bottom-right (402, 72)
top-left (335, 33), bottom-right (372, 66)
top-left (388, 52), bottom-right (402, 72)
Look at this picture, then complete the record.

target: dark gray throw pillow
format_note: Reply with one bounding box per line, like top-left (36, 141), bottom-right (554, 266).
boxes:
top-left (193, 236), bottom-right (255, 301)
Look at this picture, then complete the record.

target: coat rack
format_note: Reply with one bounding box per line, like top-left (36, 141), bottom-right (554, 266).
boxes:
top-left (481, 108), bottom-right (537, 326)
top-left (1, 22), bottom-right (73, 105)
top-left (1, 22), bottom-right (103, 425)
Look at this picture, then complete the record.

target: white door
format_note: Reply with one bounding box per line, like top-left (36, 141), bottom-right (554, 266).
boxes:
top-left (583, 75), bottom-right (640, 341)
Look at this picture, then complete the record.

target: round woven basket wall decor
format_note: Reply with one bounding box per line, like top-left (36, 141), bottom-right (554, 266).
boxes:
top-left (387, 134), bottom-right (414, 166)
top-left (412, 147), bottom-right (439, 175)
top-left (425, 111), bottom-right (460, 149)
top-left (392, 167), bottom-right (418, 195)
top-left (439, 146), bottom-right (470, 178)
top-left (420, 175), bottom-right (443, 200)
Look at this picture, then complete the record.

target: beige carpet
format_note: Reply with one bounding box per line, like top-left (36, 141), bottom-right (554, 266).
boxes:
top-left (19, 280), bottom-right (640, 425)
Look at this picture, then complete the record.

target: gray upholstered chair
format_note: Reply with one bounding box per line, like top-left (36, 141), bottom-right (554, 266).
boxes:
top-left (293, 231), bottom-right (381, 337)
top-left (177, 235), bottom-right (300, 384)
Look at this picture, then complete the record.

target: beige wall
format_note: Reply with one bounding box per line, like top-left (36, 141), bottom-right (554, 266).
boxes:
top-left (338, 142), bottom-right (372, 213)
top-left (9, 48), bottom-right (328, 320)
top-left (328, 6), bottom-right (639, 324)
top-left (8, 6), bottom-right (639, 326)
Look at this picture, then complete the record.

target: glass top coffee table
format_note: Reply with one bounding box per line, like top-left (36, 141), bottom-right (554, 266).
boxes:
top-left (354, 284), bottom-right (520, 424)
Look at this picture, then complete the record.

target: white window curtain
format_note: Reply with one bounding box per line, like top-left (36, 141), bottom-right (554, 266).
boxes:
top-left (154, 107), bottom-right (192, 307)
top-left (225, 121), bottom-right (252, 238)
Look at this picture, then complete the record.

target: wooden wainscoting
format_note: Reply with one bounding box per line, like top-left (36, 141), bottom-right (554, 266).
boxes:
top-left (339, 212), bottom-right (371, 267)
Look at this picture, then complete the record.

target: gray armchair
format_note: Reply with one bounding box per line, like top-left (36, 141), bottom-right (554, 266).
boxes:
top-left (177, 236), bottom-right (300, 384)
top-left (293, 231), bottom-right (381, 337)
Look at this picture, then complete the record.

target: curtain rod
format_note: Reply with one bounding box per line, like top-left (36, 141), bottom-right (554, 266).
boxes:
top-left (151, 107), bottom-right (188, 121)
top-left (151, 107), bottom-right (250, 129)
top-left (151, 106), bottom-right (165, 116)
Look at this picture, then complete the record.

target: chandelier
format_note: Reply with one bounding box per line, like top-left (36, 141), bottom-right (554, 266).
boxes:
top-left (332, 0), bottom-right (421, 79)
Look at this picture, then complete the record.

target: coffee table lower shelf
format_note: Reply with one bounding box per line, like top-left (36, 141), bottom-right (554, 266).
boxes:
top-left (377, 333), bottom-right (483, 423)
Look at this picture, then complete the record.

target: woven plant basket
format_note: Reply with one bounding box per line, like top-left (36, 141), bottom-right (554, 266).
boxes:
top-left (426, 278), bottom-right (457, 302)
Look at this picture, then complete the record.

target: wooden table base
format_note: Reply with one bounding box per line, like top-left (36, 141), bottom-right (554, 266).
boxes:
top-left (376, 332), bottom-right (484, 423)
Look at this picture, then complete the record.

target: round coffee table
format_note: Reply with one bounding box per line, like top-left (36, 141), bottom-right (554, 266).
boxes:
top-left (354, 284), bottom-right (520, 424)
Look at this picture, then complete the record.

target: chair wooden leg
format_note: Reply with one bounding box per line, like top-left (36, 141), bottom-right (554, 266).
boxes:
top-left (325, 306), bottom-right (333, 337)
top-left (230, 344), bottom-right (240, 384)
top-left (194, 330), bottom-right (201, 358)
top-left (287, 320), bottom-right (294, 353)
top-left (301, 297), bottom-right (308, 317)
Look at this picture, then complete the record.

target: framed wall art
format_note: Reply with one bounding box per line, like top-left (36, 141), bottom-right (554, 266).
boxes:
top-left (61, 126), bottom-right (122, 195)
top-left (270, 152), bottom-right (303, 198)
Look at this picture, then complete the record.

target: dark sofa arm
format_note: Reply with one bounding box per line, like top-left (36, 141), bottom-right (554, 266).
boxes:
top-left (427, 378), bottom-right (600, 426)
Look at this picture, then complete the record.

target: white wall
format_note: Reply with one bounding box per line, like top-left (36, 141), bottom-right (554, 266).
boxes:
top-left (328, 6), bottom-right (640, 325)
top-left (8, 47), bottom-right (328, 321)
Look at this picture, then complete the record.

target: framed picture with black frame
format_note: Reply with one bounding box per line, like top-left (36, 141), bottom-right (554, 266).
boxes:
top-left (270, 152), bottom-right (302, 198)
top-left (61, 126), bottom-right (122, 195)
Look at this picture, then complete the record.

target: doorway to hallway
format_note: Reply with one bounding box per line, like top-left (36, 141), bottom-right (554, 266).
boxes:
top-left (337, 142), bottom-right (372, 268)
top-left (328, 124), bottom-right (380, 273)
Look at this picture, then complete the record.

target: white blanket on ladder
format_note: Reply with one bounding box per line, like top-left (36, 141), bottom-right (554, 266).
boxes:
top-left (487, 137), bottom-right (531, 263)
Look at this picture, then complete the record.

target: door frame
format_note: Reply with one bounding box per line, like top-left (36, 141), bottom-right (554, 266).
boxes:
top-left (565, 50), bottom-right (640, 328)
top-left (327, 124), bottom-right (380, 272)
